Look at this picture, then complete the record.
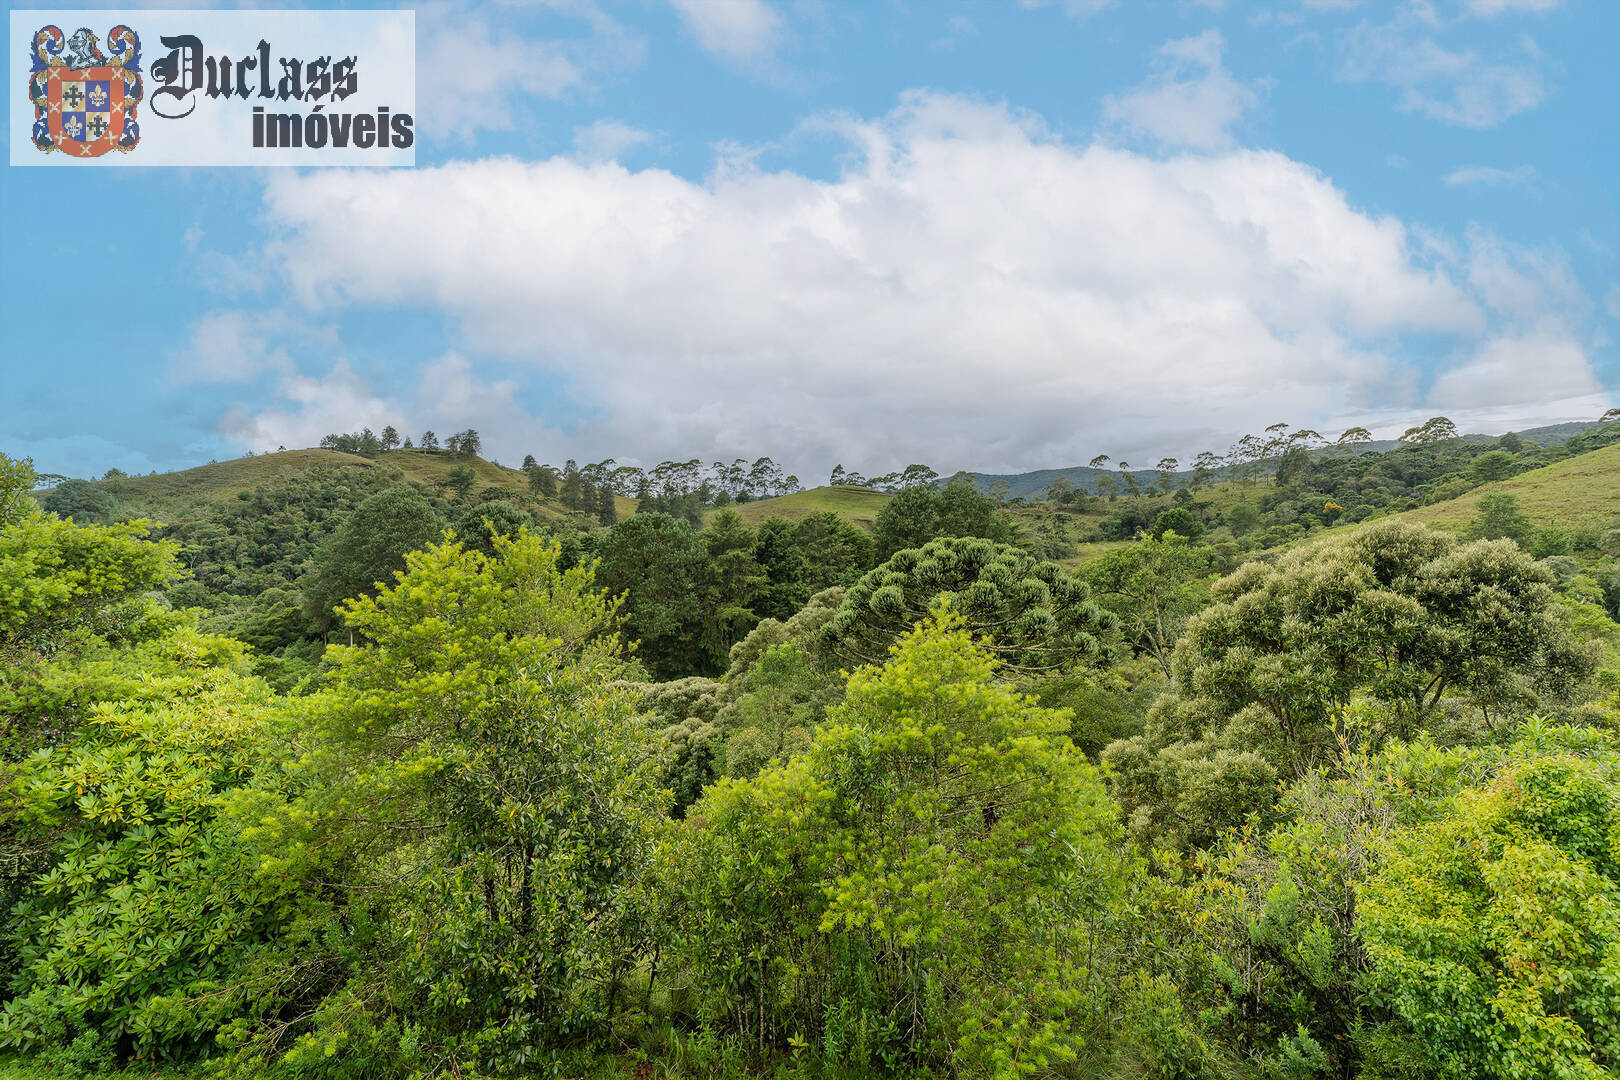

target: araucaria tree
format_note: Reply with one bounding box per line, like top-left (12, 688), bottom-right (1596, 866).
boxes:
top-left (822, 535), bottom-right (1118, 675)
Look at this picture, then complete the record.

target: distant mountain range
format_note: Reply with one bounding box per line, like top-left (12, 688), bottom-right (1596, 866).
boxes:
top-left (966, 420), bottom-right (1606, 500)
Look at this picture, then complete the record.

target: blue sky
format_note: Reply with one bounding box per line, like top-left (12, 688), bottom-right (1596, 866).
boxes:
top-left (4, 0), bottom-right (1617, 480)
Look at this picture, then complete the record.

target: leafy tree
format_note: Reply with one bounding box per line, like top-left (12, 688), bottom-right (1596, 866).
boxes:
top-left (667, 613), bottom-right (1136, 1076)
top-left (444, 463), bottom-right (477, 502)
top-left (1469, 448), bottom-right (1516, 483)
top-left (1150, 506), bottom-right (1205, 541)
top-left (0, 454), bottom-right (34, 527)
top-left (420, 429), bottom-right (439, 450)
top-left (1359, 735), bottom-right (1620, 1079)
top-left (379, 425), bottom-right (400, 451)
top-left (595, 513), bottom-right (710, 679)
top-left (1105, 522), bottom-right (1594, 849)
top-left (822, 536), bottom-right (1117, 675)
top-left (1, 662), bottom-right (303, 1060)
top-left (870, 478), bottom-right (1014, 560)
top-left (700, 510), bottom-right (767, 666)
top-left (1470, 490), bottom-right (1534, 547)
top-left (791, 510), bottom-right (873, 590)
top-left (37, 479), bottom-right (117, 525)
top-left (301, 490), bottom-right (445, 631)
top-left (1400, 415), bottom-right (1459, 446)
top-left (453, 499), bottom-right (534, 555)
top-left (1084, 533), bottom-right (1221, 677)
top-left (283, 533), bottom-right (662, 1072)
top-left (596, 485), bottom-right (619, 526)
top-left (753, 517), bottom-right (810, 621)
top-left (1226, 501), bottom-right (1261, 537)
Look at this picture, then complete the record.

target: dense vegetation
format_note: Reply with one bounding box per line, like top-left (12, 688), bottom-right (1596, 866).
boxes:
top-left (3, 412), bottom-right (1619, 1079)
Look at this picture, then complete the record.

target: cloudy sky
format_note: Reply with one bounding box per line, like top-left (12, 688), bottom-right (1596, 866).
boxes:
top-left (4, 0), bottom-right (1617, 480)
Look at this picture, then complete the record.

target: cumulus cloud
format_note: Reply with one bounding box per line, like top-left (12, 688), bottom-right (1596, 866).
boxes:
top-left (167, 310), bottom-right (335, 386)
top-left (1340, 12), bottom-right (1550, 127)
top-left (1444, 164), bottom-right (1538, 187)
top-left (245, 91), bottom-right (1602, 474)
top-left (665, 0), bottom-right (782, 64)
top-left (1103, 30), bottom-right (1259, 150)
top-left (220, 361), bottom-right (408, 452)
top-left (1427, 329), bottom-right (1605, 418)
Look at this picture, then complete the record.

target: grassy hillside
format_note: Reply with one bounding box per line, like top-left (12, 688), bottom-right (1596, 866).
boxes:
top-left (714, 485), bottom-right (891, 529)
top-left (1388, 441), bottom-right (1620, 535)
top-left (71, 448), bottom-right (607, 524)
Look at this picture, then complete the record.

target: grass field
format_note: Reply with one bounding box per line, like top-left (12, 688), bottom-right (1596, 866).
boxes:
top-left (712, 485), bottom-right (892, 529)
top-left (1388, 441), bottom-right (1620, 534)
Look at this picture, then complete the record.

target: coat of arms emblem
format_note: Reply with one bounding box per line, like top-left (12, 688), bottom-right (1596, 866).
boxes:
top-left (28, 25), bottom-right (143, 157)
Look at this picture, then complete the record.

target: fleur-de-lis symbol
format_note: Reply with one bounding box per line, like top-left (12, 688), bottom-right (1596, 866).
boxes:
top-left (87, 84), bottom-right (107, 107)
top-left (64, 114), bottom-right (83, 138)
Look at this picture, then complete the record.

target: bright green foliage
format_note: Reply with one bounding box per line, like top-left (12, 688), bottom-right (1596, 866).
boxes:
top-left (0, 454), bottom-right (34, 528)
top-left (0, 515), bottom-right (184, 759)
top-left (299, 489), bottom-right (445, 631)
top-left (870, 479), bottom-right (1015, 561)
top-left (1, 661), bottom-right (300, 1061)
top-left (597, 513), bottom-right (711, 679)
top-left (285, 532), bottom-right (665, 1073)
top-left (1083, 532), bottom-right (1223, 677)
top-left (1359, 734), bottom-right (1620, 1080)
top-left (0, 515), bottom-right (179, 648)
top-left (668, 614), bottom-right (1134, 1077)
top-left (823, 536), bottom-right (1118, 675)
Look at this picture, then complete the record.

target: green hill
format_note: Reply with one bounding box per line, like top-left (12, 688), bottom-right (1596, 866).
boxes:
top-left (64, 448), bottom-right (614, 525)
top-left (714, 485), bottom-right (891, 529)
top-left (1388, 441), bottom-right (1620, 535)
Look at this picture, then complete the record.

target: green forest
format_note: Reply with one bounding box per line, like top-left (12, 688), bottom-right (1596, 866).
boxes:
top-left (4, 413), bottom-right (1620, 1080)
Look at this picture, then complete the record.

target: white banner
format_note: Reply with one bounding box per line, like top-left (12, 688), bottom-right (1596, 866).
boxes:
top-left (11, 9), bottom-right (414, 166)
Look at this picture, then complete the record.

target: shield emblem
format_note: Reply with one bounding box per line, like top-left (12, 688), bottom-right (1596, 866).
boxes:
top-left (28, 25), bottom-right (143, 157)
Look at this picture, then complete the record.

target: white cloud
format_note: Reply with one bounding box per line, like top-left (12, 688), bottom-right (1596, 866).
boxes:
top-left (412, 2), bottom-right (645, 142)
top-left (167, 310), bottom-right (331, 385)
top-left (665, 0), bottom-right (782, 63)
top-left (1605, 285), bottom-right (1620, 321)
top-left (573, 120), bottom-right (654, 162)
top-left (1103, 29), bottom-right (1259, 150)
top-left (220, 361), bottom-right (408, 452)
top-left (1464, 0), bottom-right (1560, 14)
top-left (251, 91), bottom-right (1590, 474)
top-left (1427, 329), bottom-right (1603, 415)
top-left (1340, 13), bottom-right (1550, 127)
top-left (1444, 163), bottom-right (1538, 187)
top-left (1018, 0), bottom-right (1117, 17)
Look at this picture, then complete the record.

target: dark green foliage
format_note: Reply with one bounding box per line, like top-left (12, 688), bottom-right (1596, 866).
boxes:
top-left (301, 489), bottom-right (445, 631)
top-left (790, 510), bottom-right (874, 590)
top-left (869, 477), bottom-right (1015, 560)
top-left (36, 479), bottom-right (117, 525)
top-left (452, 498), bottom-right (534, 554)
top-left (1105, 521), bottom-right (1596, 849)
top-left (596, 513), bottom-right (711, 679)
top-left (752, 516), bottom-right (810, 620)
top-left (1149, 505), bottom-right (1205, 540)
top-left (823, 536), bottom-right (1118, 674)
